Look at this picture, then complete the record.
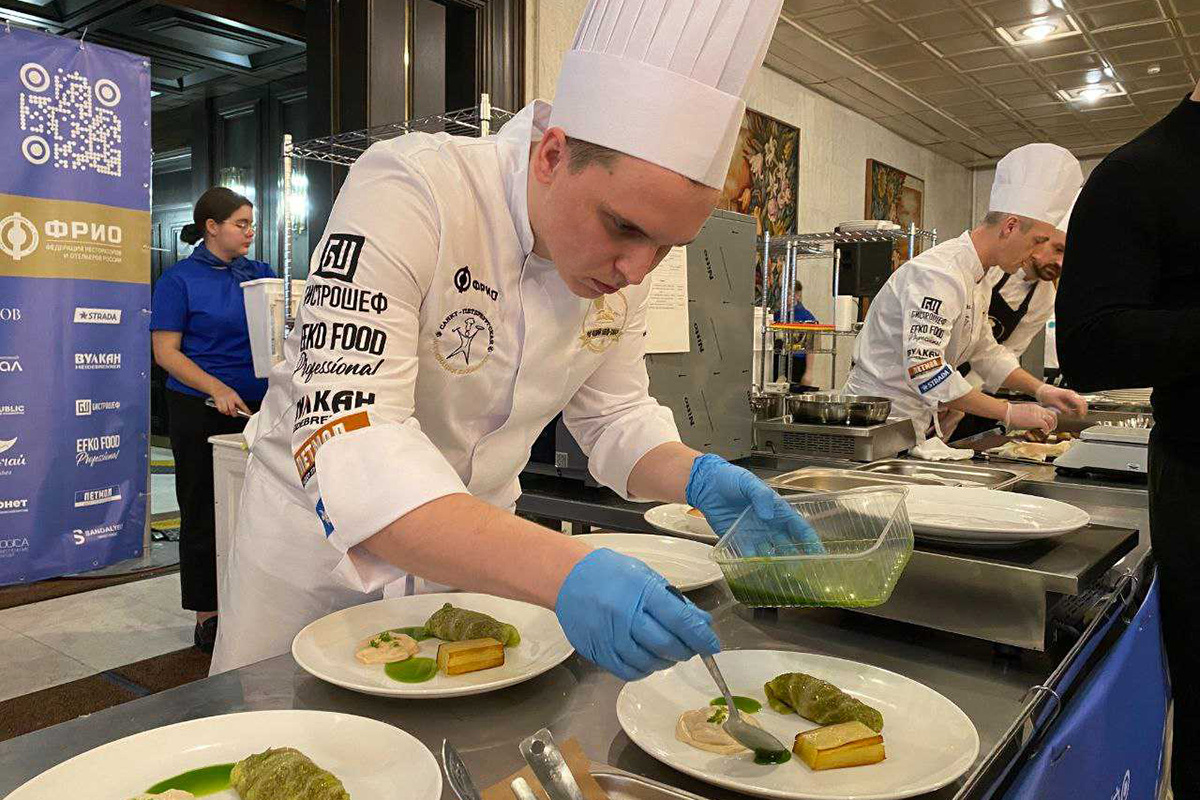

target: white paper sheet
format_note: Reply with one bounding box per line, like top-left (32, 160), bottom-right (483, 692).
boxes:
top-left (645, 246), bottom-right (690, 354)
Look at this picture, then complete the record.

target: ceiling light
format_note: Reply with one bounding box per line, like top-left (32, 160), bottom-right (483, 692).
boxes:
top-left (1078, 86), bottom-right (1108, 102)
top-left (1021, 22), bottom-right (1057, 40)
top-left (1049, 0), bottom-right (1065, 7)
top-left (1085, 70), bottom-right (1102, 84)
top-left (1147, 64), bottom-right (1162, 75)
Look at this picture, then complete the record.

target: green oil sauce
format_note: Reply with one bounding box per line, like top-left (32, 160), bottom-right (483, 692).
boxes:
top-left (145, 763), bottom-right (234, 795)
top-left (753, 749), bottom-right (792, 765)
top-left (385, 657), bottom-right (438, 683)
top-left (391, 626), bottom-right (435, 641)
top-left (710, 696), bottom-right (763, 714)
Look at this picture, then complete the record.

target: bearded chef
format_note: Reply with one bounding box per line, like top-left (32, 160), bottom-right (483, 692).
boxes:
top-left (950, 192), bottom-right (1077, 439)
top-left (211, 0), bottom-right (818, 678)
top-left (844, 144), bottom-right (1088, 441)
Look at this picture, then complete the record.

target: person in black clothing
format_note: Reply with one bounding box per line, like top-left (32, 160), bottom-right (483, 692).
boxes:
top-left (1056, 84), bottom-right (1200, 794)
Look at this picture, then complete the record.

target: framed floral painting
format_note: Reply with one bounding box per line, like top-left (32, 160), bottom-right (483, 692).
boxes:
top-left (865, 159), bottom-right (925, 271)
top-left (718, 108), bottom-right (800, 307)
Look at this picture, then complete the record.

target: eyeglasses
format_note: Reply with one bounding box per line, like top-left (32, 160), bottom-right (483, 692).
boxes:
top-left (229, 220), bottom-right (256, 232)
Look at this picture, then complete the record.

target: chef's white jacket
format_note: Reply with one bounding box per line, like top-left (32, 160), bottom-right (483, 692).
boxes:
top-left (211, 101), bottom-right (680, 673)
top-left (844, 231), bottom-right (1021, 436)
top-left (976, 267), bottom-right (1056, 389)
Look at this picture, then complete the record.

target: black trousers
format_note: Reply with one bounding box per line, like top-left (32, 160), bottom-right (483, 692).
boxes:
top-left (1149, 430), bottom-right (1199, 794)
top-left (166, 390), bottom-right (257, 612)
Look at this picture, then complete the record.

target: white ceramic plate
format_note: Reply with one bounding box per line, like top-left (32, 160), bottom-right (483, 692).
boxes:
top-left (292, 593), bottom-right (573, 698)
top-left (644, 503), bottom-right (717, 543)
top-left (575, 533), bottom-right (722, 591)
top-left (617, 650), bottom-right (979, 800)
top-left (904, 486), bottom-right (1090, 546)
top-left (6, 710), bottom-right (441, 800)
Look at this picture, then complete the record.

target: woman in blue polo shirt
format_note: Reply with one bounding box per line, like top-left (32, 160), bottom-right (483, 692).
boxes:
top-left (150, 186), bottom-right (274, 653)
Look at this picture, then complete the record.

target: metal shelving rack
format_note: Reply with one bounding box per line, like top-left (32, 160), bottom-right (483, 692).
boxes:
top-left (277, 94), bottom-right (515, 330)
top-left (758, 223), bottom-right (939, 391)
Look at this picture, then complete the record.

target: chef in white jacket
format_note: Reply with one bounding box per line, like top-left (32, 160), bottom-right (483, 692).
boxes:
top-left (212, 0), bottom-right (819, 678)
top-left (844, 144), bottom-right (1088, 440)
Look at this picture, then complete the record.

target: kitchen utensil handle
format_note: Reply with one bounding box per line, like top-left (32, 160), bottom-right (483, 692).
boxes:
top-left (204, 397), bottom-right (252, 418)
top-left (663, 585), bottom-right (737, 717)
top-left (519, 729), bottom-right (585, 800)
top-left (511, 777), bottom-right (539, 800)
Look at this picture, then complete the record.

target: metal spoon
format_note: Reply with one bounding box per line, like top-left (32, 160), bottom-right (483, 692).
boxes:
top-left (665, 586), bottom-right (790, 763)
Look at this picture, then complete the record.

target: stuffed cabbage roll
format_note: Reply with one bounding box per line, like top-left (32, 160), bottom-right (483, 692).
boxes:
top-left (230, 747), bottom-right (349, 800)
top-left (423, 603), bottom-right (520, 646)
top-left (764, 672), bottom-right (884, 733)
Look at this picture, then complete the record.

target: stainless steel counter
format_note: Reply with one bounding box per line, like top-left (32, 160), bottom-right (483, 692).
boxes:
top-left (0, 455), bottom-right (1152, 799)
top-left (0, 582), bottom-right (1058, 800)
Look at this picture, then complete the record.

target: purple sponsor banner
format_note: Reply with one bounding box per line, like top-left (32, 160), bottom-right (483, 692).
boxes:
top-left (0, 28), bottom-right (149, 585)
top-left (0, 28), bottom-right (151, 212)
top-left (0, 277), bottom-right (149, 582)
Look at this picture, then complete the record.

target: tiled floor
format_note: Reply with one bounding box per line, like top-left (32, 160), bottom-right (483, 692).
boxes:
top-left (0, 574), bottom-right (193, 702)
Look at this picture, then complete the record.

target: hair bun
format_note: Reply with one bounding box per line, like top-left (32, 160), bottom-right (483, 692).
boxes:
top-left (179, 223), bottom-right (202, 245)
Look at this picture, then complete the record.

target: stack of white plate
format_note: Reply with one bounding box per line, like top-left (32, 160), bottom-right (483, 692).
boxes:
top-left (1099, 388), bottom-right (1153, 404)
top-left (836, 220), bottom-right (901, 232)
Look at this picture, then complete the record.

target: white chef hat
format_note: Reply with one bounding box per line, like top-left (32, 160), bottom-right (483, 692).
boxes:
top-left (989, 143), bottom-right (1082, 227)
top-left (1056, 189), bottom-right (1082, 233)
top-left (548, 0), bottom-right (784, 190)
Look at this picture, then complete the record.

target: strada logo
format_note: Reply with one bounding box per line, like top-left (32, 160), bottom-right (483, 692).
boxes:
top-left (73, 307), bottom-right (121, 324)
top-left (72, 521), bottom-right (123, 546)
top-left (0, 404), bottom-right (24, 416)
top-left (76, 434), bottom-right (120, 467)
top-left (0, 437), bottom-right (15, 454)
top-left (0, 355), bottom-right (23, 373)
top-left (74, 485), bottom-right (121, 507)
top-left (76, 399), bottom-right (121, 416)
top-left (294, 390), bottom-right (375, 431)
top-left (74, 352), bottom-right (121, 370)
top-left (0, 498), bottom-right (29, 514)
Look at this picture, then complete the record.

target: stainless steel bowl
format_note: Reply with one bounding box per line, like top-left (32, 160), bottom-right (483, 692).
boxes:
top-left (787, 392), bottom-right (849, 424)
top-left (750, 393), bottom-right (787, 421)
top-left (844, 395), bottom-right (892, 426)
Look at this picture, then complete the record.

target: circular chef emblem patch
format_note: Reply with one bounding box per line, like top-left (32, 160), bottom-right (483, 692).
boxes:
top-left (579, 291), bottom-right (628, 354)
top-left (433, 308), bottom-right (495, 374)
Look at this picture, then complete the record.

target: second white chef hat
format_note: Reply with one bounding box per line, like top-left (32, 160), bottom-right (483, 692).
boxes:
top-left (989, 143), bottom-right (1083, 227)
top-left (548, 0), bottom-right (784, 190)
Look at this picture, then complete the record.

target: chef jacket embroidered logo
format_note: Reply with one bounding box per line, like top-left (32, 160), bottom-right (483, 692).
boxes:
top-left (452, 266), bottom-right (500, 301)
top-left (314, 233), bottom-right (365, 282)
top-left (921, 297), bottom-right (943, 314)
top-left (580, 292), bottom-right (627, 354)
top-left (433, 308), bottom-right (494, 374)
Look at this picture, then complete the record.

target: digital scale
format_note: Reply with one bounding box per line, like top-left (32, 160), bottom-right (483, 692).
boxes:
top-left (1054, 424), bottom-right (1151, 476)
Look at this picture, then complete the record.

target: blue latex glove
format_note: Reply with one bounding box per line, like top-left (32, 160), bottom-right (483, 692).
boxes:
top-left (686, 453), bottom-right (824, 555)
top-left (556, 548), bottom-right (720, 681)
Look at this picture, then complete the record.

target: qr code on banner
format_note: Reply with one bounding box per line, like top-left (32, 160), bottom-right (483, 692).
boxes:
top-left (17, 62), bottom-right (122, 177)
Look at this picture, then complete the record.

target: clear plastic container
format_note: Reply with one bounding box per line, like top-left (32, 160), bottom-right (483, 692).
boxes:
top-left (712, 487), bottom-right (914, 608)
